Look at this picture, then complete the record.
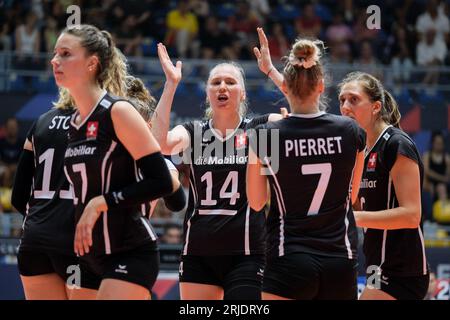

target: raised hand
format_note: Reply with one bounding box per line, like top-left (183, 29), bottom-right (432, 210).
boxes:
top-left (253, 27), bottom-right (274, 75)
top-left (157, 43), bottom-right (182, 85)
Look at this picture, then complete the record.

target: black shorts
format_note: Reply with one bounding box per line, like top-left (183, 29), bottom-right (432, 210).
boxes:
top-left (79, 242), bottom-right (159, 292)
top-left (263, 252), bottom-right (358, 300)
top-left (179, 255), bottom-right (265, 300)
top-left (17, 248), bottom-right (78, 282)
top-left (367, 272), bottom-right (430, 300)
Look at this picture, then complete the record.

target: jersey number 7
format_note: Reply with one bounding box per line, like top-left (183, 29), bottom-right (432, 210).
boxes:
top-left (301, 163), bottom-right (332, 216)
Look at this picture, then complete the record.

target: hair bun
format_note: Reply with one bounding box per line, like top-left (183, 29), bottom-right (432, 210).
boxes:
top-left (289, 39), bottom-right (324, 69)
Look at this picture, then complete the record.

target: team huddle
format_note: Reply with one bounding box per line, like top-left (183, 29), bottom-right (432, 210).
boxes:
top-left (11, 24), bottom-right (429, 300)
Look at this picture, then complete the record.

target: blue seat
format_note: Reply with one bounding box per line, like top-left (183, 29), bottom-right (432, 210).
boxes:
top-left (273, 4), bottom-right (301, 21)
top-left (215, 3), bottom-right (236, 19)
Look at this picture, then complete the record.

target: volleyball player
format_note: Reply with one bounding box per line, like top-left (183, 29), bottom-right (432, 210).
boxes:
top-left (247, 33), bottom-right (366, 300)
top-left (152, 43), bottom-right (283, 300)
top-left (11, 105), bottom-right (77, 300)
top-left (338, 72), bottom-right (429, 300)
top-left (52, 24), bottom-right (174, 300)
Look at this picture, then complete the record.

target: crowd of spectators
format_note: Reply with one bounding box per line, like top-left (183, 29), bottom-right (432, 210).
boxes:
top-left (0, 1), bottom-right (449, 73)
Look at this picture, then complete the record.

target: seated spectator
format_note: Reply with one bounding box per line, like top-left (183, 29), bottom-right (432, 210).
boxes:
top-left (267, 23), bottom-right (289, 62)
top-left (325, 11), bottom-right (353, 67)
top-left (43, 16), bottom-right (58, 54)
top-left (114, 16), bottom-right (143, 57)
top-left (325, 11), bottom-right (353, 46)
top-left (390, 27), bottom-right (415, 83)
top-left (227, 1), bottom-right (260, 43)
top-left (165, 0), bottom-right (199, 58)
top-left (354, 40), bottom-right (383, 80)
top-left (0, 10), bottom-right (13, 51)
top-left (0, 118), bottom-right (23, 188)
top-left (160, 223), bottom-right (183, 245)
top-left (294, 2), bottom-right (322, 38)
top-left (188, 0), bottom-right (210, 31)
top-left (416, 0), bottom-right (449, 42)
top-left (248, 0), bottom-right (270, 25)
top-left (14, 11), bottom-right (41, 71)
top-left (416, 29), bottom-right (448, 86)
top-left (200, 16), bottom-right (232, 59)
top-left (423, 131), bottom-right (449, 204)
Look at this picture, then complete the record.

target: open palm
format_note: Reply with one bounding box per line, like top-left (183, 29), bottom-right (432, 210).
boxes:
top-left (253, 27), bottom-right (274, 75)
top-left (157, 43), bottom-right (182, 84)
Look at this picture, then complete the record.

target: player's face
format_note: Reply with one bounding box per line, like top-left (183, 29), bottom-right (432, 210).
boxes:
top-left (207, 65), bottom-right (245, 115)
top-left (51, 33), bottom-right (96, 88)
top-left (339, 82), bottom-right (374, 131)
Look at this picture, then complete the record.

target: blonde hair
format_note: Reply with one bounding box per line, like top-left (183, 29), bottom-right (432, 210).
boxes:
top-left (283, 38), bottom-right (327, 109)
top-left (126, 76), bottom-right (157, 122)
top-left (204, 62), bottom-right (248, 119)
top-left (53, 24), bottom-right (128, 109)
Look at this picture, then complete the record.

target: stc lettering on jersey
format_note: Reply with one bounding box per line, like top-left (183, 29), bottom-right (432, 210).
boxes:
top-left (235, 132), bottom-right (247, 150)
top-left (367, 152), bottom-right (377, 172)
top-left (86, 121), bottom-right (99, 139)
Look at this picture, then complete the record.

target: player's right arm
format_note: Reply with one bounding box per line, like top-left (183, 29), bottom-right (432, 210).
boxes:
top-left (11, 138), bottom-right (34, 215)
top-left (151, 43), bottom-right (190, 155)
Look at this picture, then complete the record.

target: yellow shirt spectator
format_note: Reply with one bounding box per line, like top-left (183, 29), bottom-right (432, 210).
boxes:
top-left (166, 9), bottom-right (199, 35)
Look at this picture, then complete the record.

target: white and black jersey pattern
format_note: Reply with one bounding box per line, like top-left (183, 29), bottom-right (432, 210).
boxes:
top-left (64, 92), bottom-right (157, 255)
top-left (181, 115), bottom-right (269, 256)
top-left (20, 108), bottom-right (76, 255)
top-left (254, 112), bottom-right (366, 260)
top-left (360, 126), bottom-right (428, 277)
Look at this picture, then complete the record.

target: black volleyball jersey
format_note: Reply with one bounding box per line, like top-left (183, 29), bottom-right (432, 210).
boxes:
top-left (360, 126), bottom-right (428, 277)
top-left (180, 115), bottom-right (269, 256)
top-left (20, 108), bottom-right (75, 254)
top-left (254, 112), bottom-right (366, 260)
top-left (64, 92), bottom-right (157, 255)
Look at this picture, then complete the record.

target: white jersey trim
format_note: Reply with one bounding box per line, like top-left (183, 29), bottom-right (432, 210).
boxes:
top-left (245, 205), bottom-right (250, 255)
top-left (70, 90), bottom-right (107, 130)
top-left (208, 117), bottom-right (243, 142)
top-left (101, 140), bottom-right (117, 255)
top-left (365, 125), bottom-right (393, 158)
top-left (264, 156), bottom-right (286, 257)
top-left (417, 226), bottom-right (428, 275)
top-left (289, 111), bottom-right (325, 119)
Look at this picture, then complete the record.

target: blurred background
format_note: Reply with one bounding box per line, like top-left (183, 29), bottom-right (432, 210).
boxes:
top-left (0, 0), bottom-right (449, 300)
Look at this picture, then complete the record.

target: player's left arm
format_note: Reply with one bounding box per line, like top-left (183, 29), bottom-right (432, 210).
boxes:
top-left (354, 154), bottom-right (421, 229)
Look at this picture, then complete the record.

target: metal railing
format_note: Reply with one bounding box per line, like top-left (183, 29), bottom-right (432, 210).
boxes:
top-left (1, 51), bottom-right (450, 93)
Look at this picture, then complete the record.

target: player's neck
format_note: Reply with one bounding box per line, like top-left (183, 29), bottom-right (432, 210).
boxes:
top-left (71, 85), bottom-right (106, 122)
top-left (210, 113), bottom-right (241, 137)
top-left (367, 120), bottom-right (389, 151)
top-left (289, 96), bottom-right (320, 115)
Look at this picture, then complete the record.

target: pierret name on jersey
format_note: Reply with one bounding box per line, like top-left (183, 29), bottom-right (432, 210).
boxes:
top-left (285, 136), bottom-right (343, 157)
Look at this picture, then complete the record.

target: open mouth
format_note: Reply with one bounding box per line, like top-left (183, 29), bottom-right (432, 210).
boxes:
top-left (218, 94), bottom-right (228, 102)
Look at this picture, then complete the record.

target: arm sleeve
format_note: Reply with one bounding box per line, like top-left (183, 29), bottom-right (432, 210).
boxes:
top-left (11, 121), bottom-right (37, 215)
top-left (104, 152), bottom-right (173, 209)
top-left (384, 133), bottom-right (420, 171)
top-left (163, 185), bottom-right (186, 212)
top-left (11, 149), bottom-right (35, 215)
top-left (161, 158), bottom-right (186, 211)
top-left (246, 114), bottom-right (270, 129)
